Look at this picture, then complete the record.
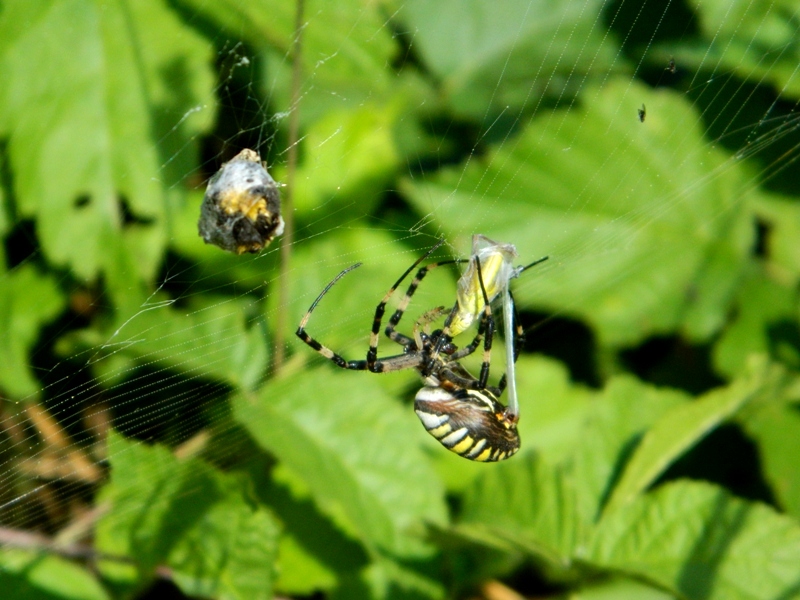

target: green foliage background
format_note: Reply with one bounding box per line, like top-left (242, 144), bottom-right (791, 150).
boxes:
top-left (2, 1), bottom-right (800, 599)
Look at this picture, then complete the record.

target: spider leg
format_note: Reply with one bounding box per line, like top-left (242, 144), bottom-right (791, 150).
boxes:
top-left (296, 263), bottom-right (372, 370)
top-left (382, 259), bottom-right (469, 344)
top-left (296, 261), bottom-right (430, 373)
top-left (412, 306), bottom-right (449, 349)
top-left (366, 240), bottom-right (451, 370)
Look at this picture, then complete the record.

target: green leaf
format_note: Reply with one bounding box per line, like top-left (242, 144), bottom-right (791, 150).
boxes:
top-left (396, 0), bottom-right (621, 119)
top-left (683, 0), bottom-right (800, 100)
top-left (604, 358), bottom-right (774, 514)
top-left (0, 264), bottom-right (65, 400)
top-left (458, 452), bottom-right (584, 568)
top-left (457, 373), bottom-right (687, 569)
top-left (713, 265), bottom-right (800, 377)
top-left (402, 78), bottom-right (756, 347)
top-left (348, 557), bottom-right (445, 600)
top-left (752, 193), bottom-right (800, 285)
top-left (57, 295), bottom-right (267, 391)
top-left (589, 480), bottom-right (800, 600)
top-left (0, 0), bottom-right (215, 281)
top-left (742, 398), bottom-right (800, 520)
top-left (97, 431), bottom-right (279, 599)
top-left (258, 464), bottom-right (369, 595)
top-left (570, 377), bottom-right (688, 524)
top-left (176, 0), bottom-right (411, 124)
top-left (575, 576), bottom-right (676, 600)
top-left (289, 103), bottom-right (402, 217)
top-left (234, 365), bottom-right (448, 558)
top-left (0, 550), bottom-right (109, 600)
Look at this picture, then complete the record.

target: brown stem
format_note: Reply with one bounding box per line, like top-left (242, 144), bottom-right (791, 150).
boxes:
top-left (273, 0), bottom-right (305, 371)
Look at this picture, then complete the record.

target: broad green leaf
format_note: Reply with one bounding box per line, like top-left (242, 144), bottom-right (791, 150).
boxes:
top-left (742, 398), bottom-right (800, 520)
top-left (403, 79), bottom-right (756, 347)
top-left (97, 431), bottom-right (279, 600)
top-left (589, 480), bottom-right (800, 600)
top-left (289, 103), bottom-right (402, 217)
top-left (0, 152), bottom-right (7, 237)
top-left (0, 0), bottom-right (215, 281)
top-left (175, 0), bottom-right (410, 124)
top-left (459, 452), bottom-right (584, 569)
top-left (571, 377), bottom-right (688, 524)
top-left (457, 371), bottom-right (688, 569)
top-left (349, 557), bottom-right (445, 600)
top-left (713, 265), bottom-right (800, 377)
top-left (0, 264), bottom-right (65, 400)
top-left (57, 295), bottom-right (267, 391)
top-left (234, 365), bottom-right (448, 558)
top-left (604, 358), bottom-right (774, 514)
top-left (0, 550), bottom-right (109, 600)
top-left (396, 0), bottom-right (621, 119)
top-left (752, 193), bottom-right (800, 285)
top-left (257, 464), bottom-right (369, 595)
top-left (683, 0), bottom-right (800, 100)
top-left (575, 576), bottom-right (676, 600)
top-left (515, 356), bottom-right (594, 461)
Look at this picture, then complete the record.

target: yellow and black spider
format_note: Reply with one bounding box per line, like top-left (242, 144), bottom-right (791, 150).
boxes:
top-left (295, 239), bottom-right (546, 462)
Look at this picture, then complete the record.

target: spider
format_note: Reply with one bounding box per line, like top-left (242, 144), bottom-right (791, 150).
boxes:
top-left (295, 239), bottom-right (545, 461)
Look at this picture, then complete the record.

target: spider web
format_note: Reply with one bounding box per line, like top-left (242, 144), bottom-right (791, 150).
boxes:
top-left (1, 0), bottom-right (799, 598)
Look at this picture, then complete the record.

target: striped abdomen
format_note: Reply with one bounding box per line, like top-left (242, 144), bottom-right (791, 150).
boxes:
top-left (414, 386), bottom-right (520, 462)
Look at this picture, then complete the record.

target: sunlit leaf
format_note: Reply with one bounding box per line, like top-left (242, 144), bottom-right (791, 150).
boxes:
top-left (604, 358), bottom-right (774, 514)
top-left (752, 193), bottom-right (800, 285)
top-left (289, 103), bottom-right (402, 217)
top-left (589, 480), bottom-right (800, 600)
top-left (458, 452), bottom-right (584, 568)
top-left (234, 366), bottom-right (448, 558)
top-left (396, 0), bottom-right (621, 119)
top-left (713, 265), bottom-right (800, 377)
top-left (574, 576), bottom-right (676, 600)
top-left (742, 396), bottom-right (800, 521)
top-left (175, 0), bottom-right (410, 124)
top-left (0, 550), bottom-right (109, 600)
top-left (0, 0), bottom-right (215, 281)
top-left (97, 431), bottom-right (279, 599)
top-left (683, 0), bottom-right (800, 100)
top-left (403, 79), bottom-right (756, 346)
top-left (57, 294), bottom-right (267, 391)
top-left (0, 264), bottom-right (65, 400)
top-left (569, 376), bottom-right (687, 523)
top-left (258, 464), bottom-right (369, 596)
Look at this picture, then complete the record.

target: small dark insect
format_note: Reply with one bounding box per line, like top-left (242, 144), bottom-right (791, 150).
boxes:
top-left (667, 57), bottom-right (676, 74)
top-left (638, 104), bottom-right (646, 123)
top-left (198, 149), bottom-right (284, 254)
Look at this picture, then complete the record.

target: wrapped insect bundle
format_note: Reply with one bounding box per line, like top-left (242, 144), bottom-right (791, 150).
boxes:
top-left (198, 149), bottom-right (285, 254)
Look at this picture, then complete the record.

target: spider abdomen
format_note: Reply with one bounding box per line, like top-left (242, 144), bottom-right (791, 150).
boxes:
top-left (414, 386), bottom-right (520, 462)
